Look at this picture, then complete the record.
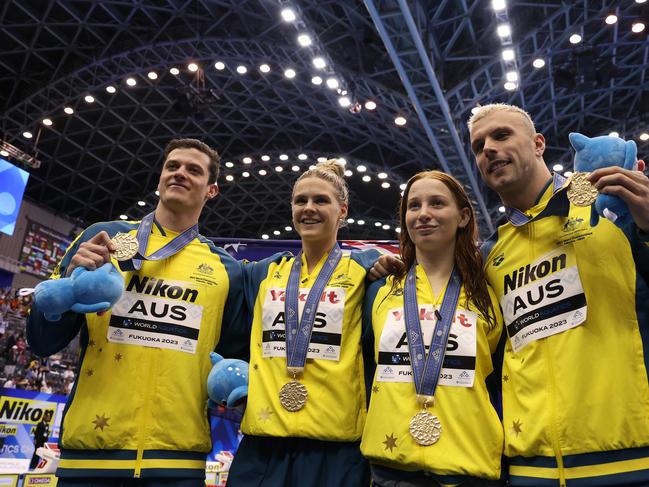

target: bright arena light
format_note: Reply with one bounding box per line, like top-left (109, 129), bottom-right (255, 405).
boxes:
top-left (281, 8), bottom-right (296, 22)
top-left (632, 22), bottom-right (646, 33)
top-left (84, 95), bottom-right (95, 103)
top-left (605, 14), bottom-right (618, 25)
top-left (362, 175), bottom-right (371, 182)
top-left (381, 182), bottom-right (390, 189)
top-left (292, 165), bottom-right (300, 172)
top-left (298, 153), bottom-right (308, 160)
top-left (126, 77), bottom-right (137, 86)
top-left (506, 71), bottom-right (518, 82)
top-left (569, 34), bottom-right (582, 44)
top-left (225, 175), bottom-right (234, 181)
top-left (502, 49), bottom-right (515, 61)
top-left (262, 234), bottom-right (269, 240)
top-left (357, 220), bottom-right (365, 225)
top-left (378, 172), bottom-right (388, 179)
top-left (259, 64), bottom-right (271, 73)
top-left (225, 161), bottom-right (234, 168)
top-left (504, 81), bottom-right (517, 91)
top-left (243, 157), bottom-right (252, 164)
top-left (275, 166), bottom-right (284, 172)
top-left (285, 226), bottom-right (292, 231)
top-left (338, 96), bottom-right (351, 107)
top-left (640, 133), bottom-right (649, 141)
top-left (137, 201), bottom-right (146, 207)
top-left (214, 62), bottom-right (225, 70)
top-left (261, 155), bottom-right (270, 161)
top-left (492, 0), bottom-right (506, 10)
top-left (280, 154), bottom-right (289, 160)
top-left (608, 131), bottom-right (619, 137)
top-left (553, 164), bottom-right (564, 172)
top-left (297, 34), bottom-right (312, 47)
top-left (311, 76), bottom-right (323, 85)
top-left (532, 58), bottom-right (546, 69)
top-left (236, 65), bottom-right (247, 74)
top-left (312, 57), bottom-right (326, 69)
top-left (22, 131), bottom-right (33, 139)
top-left (106, 86), bottom-right (116, 93)
top-left (365, 100), bottom-right (377, 110)
top-left (147, 71), bottom-right (158, 80)
top-left (170, 67), bottom-right (180, 75)
top-left (395, 116), bottom-right (407, 126)
top-left (284, 68), bottom-right (296, 79)
top-left (64, 107), bottom-right (74, 115)
top-left (357, 165), bottom-right (367, 172)
top-left (497, 24), bottom-right (511, 37)
top-left (326, 78), bottom-right (339, 90)
top-left (42, 118), bottom-right (52, 126)
top-left (498, 206), bottom-right (506, 213)
top-left (119, 214), bottom-right (128, 220)
top-left (344, 170), bottom-right (352, 177)
top-left (188, 63), bottom-right (199, 72)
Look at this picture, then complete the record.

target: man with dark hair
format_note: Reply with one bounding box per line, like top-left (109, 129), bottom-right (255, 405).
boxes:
top-left (27, 139), bottom-right (247, 487)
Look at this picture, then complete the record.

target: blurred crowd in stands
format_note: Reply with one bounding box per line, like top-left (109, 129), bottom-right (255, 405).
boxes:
top-left (0, 286), bottom-right (78, 395)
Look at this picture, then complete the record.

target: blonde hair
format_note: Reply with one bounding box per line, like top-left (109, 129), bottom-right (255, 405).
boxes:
top-left (293, 159), bottom-right (349, 206)
top-left (467, 103), bottom-right (536, 135)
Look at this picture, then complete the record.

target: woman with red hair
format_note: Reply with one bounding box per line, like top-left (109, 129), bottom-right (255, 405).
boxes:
top-left (361, 170), bottom-right (505, 486)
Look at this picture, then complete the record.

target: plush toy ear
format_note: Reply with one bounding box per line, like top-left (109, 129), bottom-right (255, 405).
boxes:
top-left (569, 133), bottom-right (589, 151)
top-left (624, 140), bottom-right (638, 170)
top-left (210, 352), bottom-right (224, 366)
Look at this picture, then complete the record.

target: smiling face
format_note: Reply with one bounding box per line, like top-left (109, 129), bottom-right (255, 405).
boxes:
top-left (157, 147), bottom-right (218, 214)
top-left (469, 110), bottom-right (547, 197)
top-left (291, 177), bottom-right (347, 246)
top-left (405, 177), bottom-right (470, 255)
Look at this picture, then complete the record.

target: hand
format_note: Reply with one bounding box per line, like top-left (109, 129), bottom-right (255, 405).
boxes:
top-left (66, 231), bottom-right (116, 276)
top-left (368, 254), bottom-right (404, 281)
top-left (589, 160), bottom-right (649, 232)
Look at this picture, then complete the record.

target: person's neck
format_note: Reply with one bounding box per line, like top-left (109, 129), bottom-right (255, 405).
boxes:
top-left (302, 238), bottom-right (337, 274)
top-left (500, 166), bottom-right (552, 212)
top-left (154, 205), bottom-right (200, 233)
top-left (415, 244), bottom-right (456, 298)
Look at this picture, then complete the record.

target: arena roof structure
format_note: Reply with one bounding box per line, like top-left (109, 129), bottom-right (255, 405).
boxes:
top-left (1, 0), bottom-right (647, 239)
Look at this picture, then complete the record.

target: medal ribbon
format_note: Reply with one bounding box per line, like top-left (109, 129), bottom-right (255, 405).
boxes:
top-left (284, 244), bottom-right (342, 372)
top-left (118, 212), bottom-right (199, 271)
top-left (403, 265), bottom-right (462, 399)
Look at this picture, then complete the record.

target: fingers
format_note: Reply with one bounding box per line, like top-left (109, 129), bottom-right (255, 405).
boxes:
top-left (367, 266), bottom-right (384, 282)
top-left (591, 169), bottom-right (649, 198)
top-left (66, 232), bottom-right (116, 276)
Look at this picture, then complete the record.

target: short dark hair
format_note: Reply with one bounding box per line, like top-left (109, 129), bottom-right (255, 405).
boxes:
top-left (163, 138), bottom-right (220, 183)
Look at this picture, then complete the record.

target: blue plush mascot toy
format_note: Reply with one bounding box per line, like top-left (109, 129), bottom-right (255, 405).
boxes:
top-left (33, 262), bottom-right (124, 321)
top-left (207, 352), bottom-right (249, 411)
top-left (569, 132), bottom-right (637, 228)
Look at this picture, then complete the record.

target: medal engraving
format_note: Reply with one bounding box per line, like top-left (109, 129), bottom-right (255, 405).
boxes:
top-left (279, 380), bottom-right (307, 411)
top-left (567, 172), bottom-right (598, 207)
top-left (112, 233), bottom-right (139, 261)
top-left (409, 411), bottom-right (442, 446)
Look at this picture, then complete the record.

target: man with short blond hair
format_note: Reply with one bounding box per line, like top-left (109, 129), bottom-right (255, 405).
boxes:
top-left (471, 103), bottom-right (649, 487)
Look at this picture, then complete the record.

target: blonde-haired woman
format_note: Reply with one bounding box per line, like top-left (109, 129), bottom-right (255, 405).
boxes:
top-left (227, 160), bottom-right (379, 486)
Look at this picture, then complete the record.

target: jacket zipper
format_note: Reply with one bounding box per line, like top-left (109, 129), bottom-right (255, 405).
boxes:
top-left (530, 218), bottom-right (566, 487)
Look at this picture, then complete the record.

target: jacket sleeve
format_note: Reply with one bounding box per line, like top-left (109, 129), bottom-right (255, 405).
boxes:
top-left (215, 251), bottom-right (291, 361)
top-left (26, 225), bottom-right (100, 357)
top-left (625, 223), bottom-right (649, 283)
top-left (362, 277), bottom-right (385, 405)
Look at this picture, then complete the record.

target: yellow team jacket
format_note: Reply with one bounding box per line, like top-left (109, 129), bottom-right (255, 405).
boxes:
top-left (482, 176), bottom-right (649, 486)
top-left (27, 220), bottom-right (246, 479)
top-left (361, 266), bottom-right (504, 481)
top-left (241, 248), bottom-right (379, 441)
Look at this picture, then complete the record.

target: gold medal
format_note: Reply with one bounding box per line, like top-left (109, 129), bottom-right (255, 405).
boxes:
top-left (567, 172), bottom-right (598, 207)
top-left (409, 411), bottom-right (442, 446)
top-left (111, 233), bottom-right (139, 261)
top-left (279, 380), bottom-right (307, 411)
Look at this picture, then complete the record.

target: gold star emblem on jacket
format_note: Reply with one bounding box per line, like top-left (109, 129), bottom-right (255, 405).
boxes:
top-left (92, 414), bottom-right (110, 431)
top-left (383, 433), bottom-right (397, 452)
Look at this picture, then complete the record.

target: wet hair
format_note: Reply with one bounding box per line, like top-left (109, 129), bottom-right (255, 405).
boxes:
top-left (392, 170), bottom-right (496, 328)
top-left (467, 103), bottom-right (536, 136)
top-left (293, 159), bottom-right (349, 207)
top-left (163, 138), bottom-right (220, 184)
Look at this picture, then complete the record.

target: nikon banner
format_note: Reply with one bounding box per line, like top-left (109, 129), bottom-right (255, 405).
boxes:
top-left (0, 388), bottom-right (66, 474)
